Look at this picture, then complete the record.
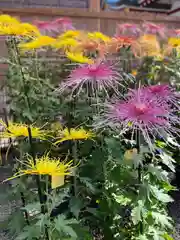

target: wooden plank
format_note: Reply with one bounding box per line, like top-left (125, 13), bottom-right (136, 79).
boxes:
top-left (0, 7), bottom-right (180, 23)
top-left (89, 0), bottom-right (100, 12)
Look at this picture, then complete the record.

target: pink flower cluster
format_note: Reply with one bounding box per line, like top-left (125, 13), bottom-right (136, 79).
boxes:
top-left (96, 84), bottom-right (179, 148)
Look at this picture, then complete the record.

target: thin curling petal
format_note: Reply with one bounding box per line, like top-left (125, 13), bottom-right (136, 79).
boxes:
top-left (59, 62), bottom-right (123, 96)
top-left (143, 84), bottom-right (180, 110)
top-left (19, 36), bottom-right (56, 50)
top-left (4, 154), bottom-right (76, 183)
top-left (95, 88), bottom-right (179, 149)
top-left (65, 51), bottom-right (93, 64)
top-left (55, 127), bottom-right (94, 144)
top-left (0, 120), bottom-right (49, 140)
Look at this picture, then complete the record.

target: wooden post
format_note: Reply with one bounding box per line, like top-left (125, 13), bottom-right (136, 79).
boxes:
top-left (89, 0), bottom-right (101, 31)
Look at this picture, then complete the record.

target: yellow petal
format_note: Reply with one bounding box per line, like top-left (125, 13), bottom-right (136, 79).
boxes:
top-left (51, 175), bottom-right (65, 189)
top-left (66, 51), bottom-right (93, 64)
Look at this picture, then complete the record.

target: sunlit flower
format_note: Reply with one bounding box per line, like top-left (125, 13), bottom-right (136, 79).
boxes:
top-left (0, 120), bottom-right (48, 140)
top-left (143, 22), bottom-right (166, 38)
top-left (65, 51), bottom-right (93, 64)
top-left (137, 34), bottom-right (161, 57)
top-left (59, 62), bottom-right (122, 96)
top-left (4, 154), bottom-right (76, 188)
top-left (19, 36), bottom-right (56, 49)
top-left (55, 127), bottom-right (94, 144)
top-left (88, 32), bottom-right (111, 42)
top-left (95, 88), bottom-right (178, 148)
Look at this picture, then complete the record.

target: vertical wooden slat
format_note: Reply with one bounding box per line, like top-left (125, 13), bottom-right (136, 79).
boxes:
top-left (89, 0), bottom-right (101, 31)
top-left (89, 0), bottom-right (100, 12)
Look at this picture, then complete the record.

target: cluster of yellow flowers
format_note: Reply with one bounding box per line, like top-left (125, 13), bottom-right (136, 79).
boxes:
top-left (1, 14), bottom-right (180, 64)
top-left (0, 14), bottom-right (40, 37)
top-left (0, 119), bottom-right (94, 188)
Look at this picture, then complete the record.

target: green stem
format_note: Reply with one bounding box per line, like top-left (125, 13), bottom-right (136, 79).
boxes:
top-left (3, 109), bottom-right (30, 225)
top-left (27, 126), bottom-right (49, 240)
top-left (11, 38), bottom-right (32, 122)
top-left (136, 130), bottom-right (144, 235)
top-left (72, 141), bottom-right (78, 197)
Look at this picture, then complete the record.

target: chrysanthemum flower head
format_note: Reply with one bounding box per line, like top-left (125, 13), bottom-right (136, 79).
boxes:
top-left (142, 22), bottom-right (166, 38)
top-left (19, 23), bottom-right (41, 37)
top-left (59, 62), bottom-right (122, 96)
top-left (55, 127), bottom-right (94, 144)
top-left (137, 34), bottom-right (161, 57)
top-left (95, 87), bottom-right (178, 149)
top-left (4, 154), bottom-right (76, 188)
top-left (0, 15), bottom-right (20, 24)
top-left (116, 23), bottom-right (141, 36)
top-left (143, 84), bottom-right (179, 109)
top-left (33, 18), bottom-right (74, 35)
top-left (0, 120), bottom-right (48, 140)
top-left (18, 36), bottom-right (56, 50)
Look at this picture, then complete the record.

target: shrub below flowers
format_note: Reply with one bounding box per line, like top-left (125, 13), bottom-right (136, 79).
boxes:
top-left (0, 15), bottom-right (180, 240)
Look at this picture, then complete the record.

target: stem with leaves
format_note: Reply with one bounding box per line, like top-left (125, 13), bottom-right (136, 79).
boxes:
top-left (27, 126), bottom-right (50, 240)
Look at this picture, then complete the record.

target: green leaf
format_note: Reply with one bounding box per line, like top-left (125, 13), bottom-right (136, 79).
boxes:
top-left (112, 193), bottom-right (131, 206)
top-left (148, 165), bottom-right (168, 182)
top-left (163, 233), bottom-right (174, 240)
top-left (151, 211), bottom-right (173, 229)
top-left (159, 152), bottom-right (175, 172)
top-left (54, 215), bottom-right (78, 239)
top-left (69, 197), bottom-right (84, 219)
top-left (21, 202), bottom-right (41, 214)
top-left (135, 235), bottom-right (149, 240)
top-left (150, 185), bottom-right (173, 203)
top-left (131, 200), bottom-right (145, 225)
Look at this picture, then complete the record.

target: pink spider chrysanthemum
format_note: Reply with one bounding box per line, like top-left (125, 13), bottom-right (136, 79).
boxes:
top-left (95, 88), bottom-right (179, 148)
top-left (142, 22), bottom-right (166, 38)
top-left (59, 62), bottom-right (123, 96)
top-left (115, 23), bottom-right (141, 37)
top-left (33, 18), bottom-right (73, 35)
top-left (143, 84), bottom-right (180, 110)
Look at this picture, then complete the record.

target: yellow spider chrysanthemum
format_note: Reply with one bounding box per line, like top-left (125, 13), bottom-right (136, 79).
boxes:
top-left (168, 37), bottom-right (180, 47)
top-left (52, 38), bottom-right (79, 50)
top-left (58, 30), bottom-right (80, 39)
top-left (4, 155), bottom-right (76, 188)
top-left (0, 14), bottom-right (20, 24)
top-left (19, 23), bottom-right (41, 37)
top-left (0, 23), bottom-right (40, 37)
top-left (18, 36), bottom-right (56, 49)
top-left (65, 51), bottom-right (93, 64)
top-left (0, 120), bottom-right (48, 140)
top-left (55, 127), bottom-right (95, 144)
top-left (88, 32), bottom-right (111, 42)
